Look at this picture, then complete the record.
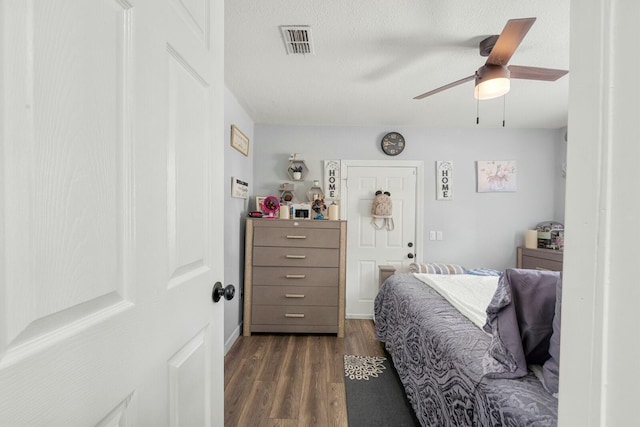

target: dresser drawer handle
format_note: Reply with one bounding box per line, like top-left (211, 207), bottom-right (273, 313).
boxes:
top-left (285, 313), bottom-right (305, 318)
top-left (286, 235), bottom-right (307, 239)
top-left (286, 274), bottom-right (306, 279)
top-left (286, 255), bottom-right (307, 259)
top-left (285, 294), bottom-right (305, 298)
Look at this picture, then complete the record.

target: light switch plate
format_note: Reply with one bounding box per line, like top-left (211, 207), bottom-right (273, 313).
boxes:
top-left (436, 231), bottom-right (443, 241)
top-left (429, 231), bottom-right (436, 241)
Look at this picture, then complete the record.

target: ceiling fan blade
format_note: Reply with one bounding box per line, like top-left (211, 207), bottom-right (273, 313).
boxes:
top-left (509, 65), bottom-right (568, 81)
top-left (413, 75), bottom-right (475, 100)
top-left (486, 17), bottom-right (536, 66)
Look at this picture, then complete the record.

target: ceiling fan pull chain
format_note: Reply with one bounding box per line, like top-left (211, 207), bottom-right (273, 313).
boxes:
top-left (502, 94), bottom-right (506, 127)
top-left (476, 97), bottom-right (480, 125)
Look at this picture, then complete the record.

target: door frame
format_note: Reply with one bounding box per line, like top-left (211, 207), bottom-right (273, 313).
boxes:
top-left (340, 160), bottom-right (424, 315)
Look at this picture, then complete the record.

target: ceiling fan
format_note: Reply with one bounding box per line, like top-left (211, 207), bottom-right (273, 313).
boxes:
top-left (413, 17), bottom-right (568, 101)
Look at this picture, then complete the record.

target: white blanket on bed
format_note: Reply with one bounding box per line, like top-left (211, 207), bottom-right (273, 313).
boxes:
top-left (413, 273), bottom-right (499, 330)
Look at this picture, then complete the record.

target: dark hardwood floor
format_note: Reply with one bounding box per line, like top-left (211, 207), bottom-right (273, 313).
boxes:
top-left (224, 319), bottom-right (386, 427)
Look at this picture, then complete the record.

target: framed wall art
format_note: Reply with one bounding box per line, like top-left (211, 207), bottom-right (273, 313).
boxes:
top-left (476, 160), bottom-right (517, 192)
top-left (231, 124), bottom-right (249, 156)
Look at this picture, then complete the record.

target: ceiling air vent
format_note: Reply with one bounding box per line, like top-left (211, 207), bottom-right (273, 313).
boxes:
top-left (280, 26), bottom-right (314, 55)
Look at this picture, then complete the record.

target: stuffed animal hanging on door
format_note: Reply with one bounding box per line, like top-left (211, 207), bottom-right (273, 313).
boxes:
top-left (371, 190), bottom-right (394, 231)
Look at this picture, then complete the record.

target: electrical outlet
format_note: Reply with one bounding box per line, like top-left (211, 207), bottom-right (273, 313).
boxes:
top-left (436, 231), bottom-right (443, 241)
top-left (429, 231), bottom-right (436, 241)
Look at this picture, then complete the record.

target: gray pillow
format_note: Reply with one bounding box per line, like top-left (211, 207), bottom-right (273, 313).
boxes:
top-left (408, 262), bottom-right (466, 274)
top-left (542, 276), bottom-right (562, 394)
top-left (483, 268), bottom-right (560, 379)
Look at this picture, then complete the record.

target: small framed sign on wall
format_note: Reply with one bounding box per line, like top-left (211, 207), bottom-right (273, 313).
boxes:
top-left (436, 161), bottom-right (453, 200)
top-left (323, 160), bottom-right (341, 200)
top-left (231, 176), bottom-right (248, 199)
top-left (230, 124), bottom-right (249, 156)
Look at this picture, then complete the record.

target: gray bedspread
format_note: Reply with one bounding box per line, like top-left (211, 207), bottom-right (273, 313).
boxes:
top-left (374, 273), bottom-right (557, 427)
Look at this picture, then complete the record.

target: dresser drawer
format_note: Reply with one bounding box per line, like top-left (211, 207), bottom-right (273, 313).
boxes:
top-left (252, 305), bottom-right (338, 326)
top-left (252, 266), bottom-right (339, 286)
top-left (254, 226), bottom-right (340, 248)
top-left (252, 285), bottom-right (338, 306)
top-left (521, 256), bottom-right (563, 271)
top-left (253, 247), bottom-right (339, 267)
top-left (517, 247), bottom-right (563, 271)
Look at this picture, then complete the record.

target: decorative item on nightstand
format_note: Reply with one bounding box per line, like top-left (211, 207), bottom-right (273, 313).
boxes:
top-left (536, 221), bottom-right (564, 250)
top-left (524, 229), bottom-right (538, 249)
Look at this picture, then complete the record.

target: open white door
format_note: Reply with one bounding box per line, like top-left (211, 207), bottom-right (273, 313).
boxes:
top-left (0, 1), bottom-right (226, 425)
top-left (342, 161), bottom-right (424, 318)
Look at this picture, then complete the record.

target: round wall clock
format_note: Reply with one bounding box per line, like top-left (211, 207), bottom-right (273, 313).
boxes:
top-left (381, 132), bottom-right (405, 156)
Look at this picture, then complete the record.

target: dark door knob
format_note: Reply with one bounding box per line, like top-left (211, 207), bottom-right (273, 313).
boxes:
top-left (212, 282), bottom-right (235, 303)
top-left (408, 242), bottom-right (413, 248)
top-left (407, 253), bottom-right (414, 259)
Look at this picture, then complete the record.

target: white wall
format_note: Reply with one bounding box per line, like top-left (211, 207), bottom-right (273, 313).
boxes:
top-left (223, 86), bottom-right (253, 353)
top-left (254, 125), bottom-right (566, 270)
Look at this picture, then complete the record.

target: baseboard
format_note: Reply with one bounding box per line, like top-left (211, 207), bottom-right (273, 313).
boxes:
top-left (345, 314), bottom-right (374, 320)
top-left (224, 322), bottom-right (242, 355)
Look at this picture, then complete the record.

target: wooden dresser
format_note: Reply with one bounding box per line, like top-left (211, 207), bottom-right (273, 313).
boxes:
top-left (517, 247), bottom-right (564, 271)
top-left (243, 218), bottom-right (347, 337)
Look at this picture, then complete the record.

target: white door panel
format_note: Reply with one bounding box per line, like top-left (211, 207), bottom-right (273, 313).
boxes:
top-left (168, 327), bottom-right (211, 427)
top-left (167, 46), bottom-right (210, 285)
top-left (343, 162), bottom-right (423, 317)
top-left (1, 0), bottom-right (134, 355)
top-left (0, 0), bottom-right (225, 425)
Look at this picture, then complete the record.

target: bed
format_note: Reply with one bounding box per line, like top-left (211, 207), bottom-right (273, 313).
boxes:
top-left (374, 266), bottom-right (561, 427)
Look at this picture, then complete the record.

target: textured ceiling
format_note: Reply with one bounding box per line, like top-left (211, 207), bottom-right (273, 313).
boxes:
top-left (225, 0), bottom-right (570, 128)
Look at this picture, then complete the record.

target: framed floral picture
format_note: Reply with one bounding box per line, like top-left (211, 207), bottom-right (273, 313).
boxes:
top-left (476, 160), bottom-right (517, 192)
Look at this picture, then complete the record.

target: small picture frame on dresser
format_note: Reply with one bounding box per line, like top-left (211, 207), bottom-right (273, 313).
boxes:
top-left (255, 196), bottom-right (266, 213)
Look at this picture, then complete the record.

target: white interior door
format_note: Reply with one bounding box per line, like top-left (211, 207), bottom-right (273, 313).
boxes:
top-left (0, 1), bottom-right (225, 426)
top-left (342, 161), bottom-right (423, 318)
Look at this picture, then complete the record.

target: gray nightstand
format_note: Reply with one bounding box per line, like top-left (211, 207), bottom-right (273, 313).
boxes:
top-left (378, 265), bottom-right (397, 289)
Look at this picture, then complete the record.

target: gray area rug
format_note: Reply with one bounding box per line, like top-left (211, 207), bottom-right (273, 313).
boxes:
top-left (343, 355), bottom-right (420, 427)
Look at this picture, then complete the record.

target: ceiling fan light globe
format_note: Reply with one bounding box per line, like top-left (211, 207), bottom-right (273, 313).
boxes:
top-left (474, 77), bottom-right (510, 100)
top-left (474, 65), bottom-right (511, 100)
